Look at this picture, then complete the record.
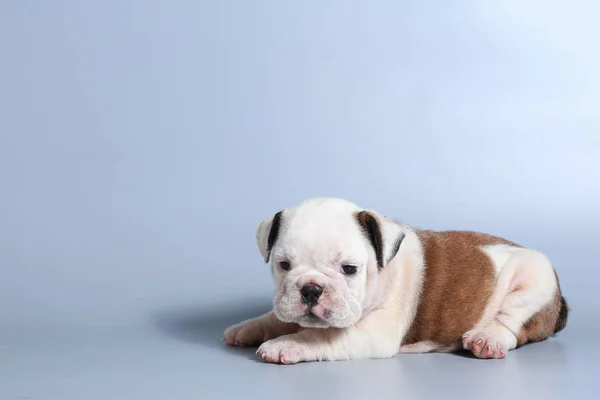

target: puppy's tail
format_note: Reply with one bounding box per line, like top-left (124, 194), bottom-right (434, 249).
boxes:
top-left (553, 296), bottom-right (570, 335)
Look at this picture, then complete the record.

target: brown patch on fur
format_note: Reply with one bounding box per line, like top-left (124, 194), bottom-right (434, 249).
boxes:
top-left (402, 230), bottom-right (521, 347)
top-left (555, 296), bottom-right (570, 333)
top-left (516, 271), bottom-right (569, 347)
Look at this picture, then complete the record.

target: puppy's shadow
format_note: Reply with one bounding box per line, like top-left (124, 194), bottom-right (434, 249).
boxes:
top-left (152, 297), bottom-right (271, 359)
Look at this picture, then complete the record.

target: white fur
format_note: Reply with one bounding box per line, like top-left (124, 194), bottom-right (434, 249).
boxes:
top-left (461, 245), bottom-right (559, 357)
top-left (224, 198), bottom-right (561, 363)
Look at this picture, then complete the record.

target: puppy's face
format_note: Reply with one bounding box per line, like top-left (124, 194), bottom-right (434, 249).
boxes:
top-left (256, 198), bottom-right (405, 329)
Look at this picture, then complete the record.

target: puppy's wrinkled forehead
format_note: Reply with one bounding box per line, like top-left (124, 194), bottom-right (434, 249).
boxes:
top-left (258, 197), bottom-right (405, 269)
top-left (276, 198), bottom-right (367, 263)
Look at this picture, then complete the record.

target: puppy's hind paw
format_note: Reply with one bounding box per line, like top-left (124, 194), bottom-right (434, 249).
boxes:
top-left (462, 324), bottom-right (513, 360)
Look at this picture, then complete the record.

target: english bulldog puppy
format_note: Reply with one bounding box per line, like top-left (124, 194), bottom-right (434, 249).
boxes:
top-left (224, 198), bottom-right (569, 364)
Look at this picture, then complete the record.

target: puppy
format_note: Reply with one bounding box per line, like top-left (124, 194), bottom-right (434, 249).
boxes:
top-left (224, 198), bottom-right (569, 364)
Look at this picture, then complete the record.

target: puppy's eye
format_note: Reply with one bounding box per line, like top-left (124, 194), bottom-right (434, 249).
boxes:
top-left (342, 265), bottom-right (358, 275)
top-left (279, 261), bottom-right (291, 271)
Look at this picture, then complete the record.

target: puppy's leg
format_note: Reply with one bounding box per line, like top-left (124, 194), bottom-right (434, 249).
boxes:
top-left (224, 311), bottom-right (301, 347)
top-left (257, 308), bottom-right (401, 364)
top-left (462, 247), bottom-right (561, 359)
top-left (398, 341), bottom-right (439, 354)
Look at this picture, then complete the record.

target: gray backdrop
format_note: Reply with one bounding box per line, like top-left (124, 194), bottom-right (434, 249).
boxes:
top-left (1, 1), bottom-right (598, 399)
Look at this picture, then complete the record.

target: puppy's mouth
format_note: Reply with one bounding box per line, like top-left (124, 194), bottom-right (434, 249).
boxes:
top-left (296, 307), bottom-right (331, 328)
top-left (305, 310), bottom-right (320, 320)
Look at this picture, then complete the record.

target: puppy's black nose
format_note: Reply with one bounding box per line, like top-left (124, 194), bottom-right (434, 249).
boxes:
top-left (301, 284), bottom-right (323, 306)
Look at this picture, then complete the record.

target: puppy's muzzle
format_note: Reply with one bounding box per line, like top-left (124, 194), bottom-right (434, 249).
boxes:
top-left (300, 284), bottom-right (323, 307)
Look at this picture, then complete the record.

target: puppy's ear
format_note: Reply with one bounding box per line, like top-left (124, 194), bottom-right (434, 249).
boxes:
top-left (355, 210), bottom-right (405, 269)
top-left (256, 210), bottom-right (284, 263)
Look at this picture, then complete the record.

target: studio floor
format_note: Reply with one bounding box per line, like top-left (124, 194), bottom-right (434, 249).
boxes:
top-left (2, 297), bottom-right (597, 400)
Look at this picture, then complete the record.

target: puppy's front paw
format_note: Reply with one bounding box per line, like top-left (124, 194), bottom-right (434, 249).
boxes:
top-left (224, 319), bottom-right (266, 347)
top-left (256, 337), bottom-right (314, 365)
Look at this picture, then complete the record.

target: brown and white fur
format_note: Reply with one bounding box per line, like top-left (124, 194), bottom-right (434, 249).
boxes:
top-left (224, 198), bottom-right (569, 364)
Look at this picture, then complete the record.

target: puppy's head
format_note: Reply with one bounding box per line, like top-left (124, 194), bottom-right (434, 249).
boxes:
top-left (256, 198), bottom-right (405, 329)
